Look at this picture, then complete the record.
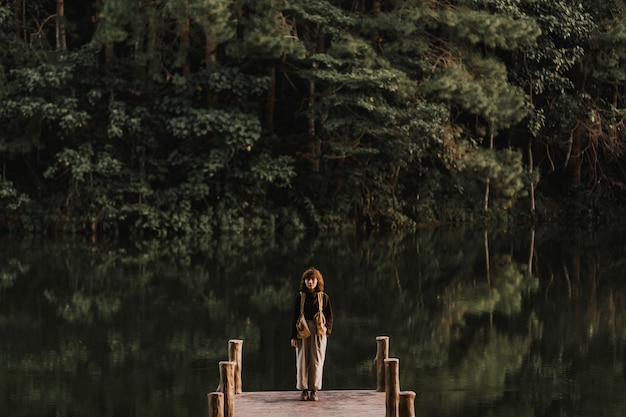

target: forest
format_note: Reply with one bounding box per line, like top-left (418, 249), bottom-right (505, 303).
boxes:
top-left (2, 0), bottom-right (626, 238)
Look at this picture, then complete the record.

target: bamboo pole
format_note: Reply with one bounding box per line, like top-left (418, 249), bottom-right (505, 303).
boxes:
top-left (375, 336), bottom-right (390, 392)
top-left (384, 358), bottom-right (400, 417)
top-left (207, 392), bottom-right (224, 417)
top-left (399, 391), bottom-right (416, 417)
top-left (228, 339), bottom-right (244, 394)
top-left (218, 361), bottom-right (236, 417)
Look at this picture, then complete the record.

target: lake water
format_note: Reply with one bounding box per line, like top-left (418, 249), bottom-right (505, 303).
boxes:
top-left (1, 224), bottom-right (626, 416)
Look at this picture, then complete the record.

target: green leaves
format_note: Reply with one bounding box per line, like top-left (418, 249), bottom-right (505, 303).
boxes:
top-left (195, 67), bottom-right (271, 99)
top-left (0, 181), bottom-right (30, 213)
top-left (587, 21), bottom-right (626, 83)
top-left (437, 7), bottom-right (540, 50)
top-left (167, 108), bottom-right (261, 147)
top-left (423, 57), bottom-right (529, 130)
top-left (461, 148), bottom-right (529, 199)
top-left (226, 0), bottom-right (307, 60)
top-left (107, 101), bottom-right (148, 139)
top-left (249, 153), bottom-right (295, 187)
top-left (43, 144), bottom-right (123, 184)
top-left (4, 0), bottom-right (626, 235)
top-left (10, 63), bottom-right (75, 93)
top-left (189, 0), bottom-right (237, 44)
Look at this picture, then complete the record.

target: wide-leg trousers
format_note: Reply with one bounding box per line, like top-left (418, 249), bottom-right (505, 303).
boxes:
top-left (295, 319), bottom-right (327, 391)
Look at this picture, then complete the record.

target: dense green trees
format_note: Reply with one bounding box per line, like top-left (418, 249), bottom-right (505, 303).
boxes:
top-left (1, 0), bottom-right (626, 237)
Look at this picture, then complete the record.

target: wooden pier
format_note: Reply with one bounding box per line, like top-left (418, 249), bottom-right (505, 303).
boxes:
top-left (208, 336), bottom-right (416, 417)
top-left (234, 390), bottom-right (386, 417)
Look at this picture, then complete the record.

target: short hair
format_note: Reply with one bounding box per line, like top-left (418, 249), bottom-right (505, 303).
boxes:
top-left (300, 267), bottom-right (324, 292)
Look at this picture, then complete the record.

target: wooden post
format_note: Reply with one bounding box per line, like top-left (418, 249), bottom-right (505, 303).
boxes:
top-left (399, 391), bottom-right (416, 417)
top-left (375, 336), bottom-right (389, 392)
top-left (228, 339), bottom-right (243, 394)
top-left (218, 361), bottom-right (236, 417)
top-left (385, 358), bottom-right (400, 417)
top-left (207, 392), bottom-right (224, 417)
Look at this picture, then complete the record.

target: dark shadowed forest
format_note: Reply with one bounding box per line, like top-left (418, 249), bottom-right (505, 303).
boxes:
top-left (2, 1), bottom-right (626, 238)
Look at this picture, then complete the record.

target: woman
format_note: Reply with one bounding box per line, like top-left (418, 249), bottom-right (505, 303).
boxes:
top-left (290, 267), bottom-right (333, 401)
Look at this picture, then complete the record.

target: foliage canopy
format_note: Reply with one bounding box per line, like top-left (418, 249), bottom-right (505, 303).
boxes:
top-left (1, 0), bottom-right (626, 237)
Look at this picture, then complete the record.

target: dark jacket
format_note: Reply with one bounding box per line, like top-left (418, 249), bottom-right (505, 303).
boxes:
top-left (290, 290), bottom-right (333, 340)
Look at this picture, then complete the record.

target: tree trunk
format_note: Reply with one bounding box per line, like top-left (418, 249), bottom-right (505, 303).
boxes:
top-left (181, 0), bottom-right (191, 77)
top-left (528, 138), bottom-right (535, 213)
top-left (266, 66), bottom-right (276, 131)
top-left (308, 64), bottom-right (316, 139)
top-left (568, 60), bottom-right (585, 187)
top-left (307, 64), bottom-right (320, 172)
top-left (528, 228), bottom-right (535, 277)
top-left (484, 229), bottom-right (491, 286)
top-left (205, 36), bottom-right (217, 65)
top-left (370, 0), bottom-right (381, 44)
top-left (305, 35), bottom-right (325, 173)
top-left (13, 0), bottom-right (20, 39)
top-left (568, 122), bottom-right (583, 186)
top-left (56, 0), bottom-right (67, 50)
top-left (484, 132), bottom-right (494, 212)
top-left (203, 35), bottom-right (217, 105)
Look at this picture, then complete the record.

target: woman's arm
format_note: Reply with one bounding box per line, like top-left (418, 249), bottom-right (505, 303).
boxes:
top-left (289, 293), bottom-right (300, 341)
top-left (324, 293), bottom-right (333, 335)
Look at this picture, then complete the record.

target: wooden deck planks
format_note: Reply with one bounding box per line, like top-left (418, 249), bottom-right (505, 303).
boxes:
top-left (233, 390), bottom-right (386, 417)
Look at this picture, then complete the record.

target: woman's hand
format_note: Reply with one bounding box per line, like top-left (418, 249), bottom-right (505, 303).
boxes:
top-left (290, 338), bottom-right (297, 348)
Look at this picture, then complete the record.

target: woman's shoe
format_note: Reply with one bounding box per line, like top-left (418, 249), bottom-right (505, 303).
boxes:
top-left (300, 390), bottom-right (309, 401)
top-left (309, 390), bottom-right (318, 401)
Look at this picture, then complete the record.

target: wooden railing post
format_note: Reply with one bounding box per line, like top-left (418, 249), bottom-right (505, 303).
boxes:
top-left (207, 392), bottom-right (224, 417)
top-left (375, 336), bottom-right (389, 392)
top-left (384, 358), bottom-right (400, 417)
top-left (399, 391), bottom-right (416, 417)
top-left (228, 339), bottom-right (244, 394)
top-left (218, 361), bottom-right (236, 417)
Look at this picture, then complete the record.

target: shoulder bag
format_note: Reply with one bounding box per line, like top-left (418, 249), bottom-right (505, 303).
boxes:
top-left (296, 292), bottom-right (311, 339)
top-left (314, 292), bottom-right (327, 335)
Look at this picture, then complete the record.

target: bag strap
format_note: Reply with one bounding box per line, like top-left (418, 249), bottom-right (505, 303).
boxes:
top-left (300, 292), bottom-right (306, 314)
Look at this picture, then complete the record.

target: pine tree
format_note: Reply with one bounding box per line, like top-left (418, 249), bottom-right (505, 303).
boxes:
top-left (274, 0), bottom-right (449, 227)
top-left (507, 0), bottom-right (626, 195)
top-left (415, 0), bottom-right (540, 213)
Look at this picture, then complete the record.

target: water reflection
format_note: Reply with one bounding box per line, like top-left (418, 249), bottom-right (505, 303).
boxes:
top-left (1, 226), bottom-right (626, 417)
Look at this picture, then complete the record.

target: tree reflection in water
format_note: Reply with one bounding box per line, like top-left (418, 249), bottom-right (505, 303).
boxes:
top-left (1, 225), bottom-right (626, 417)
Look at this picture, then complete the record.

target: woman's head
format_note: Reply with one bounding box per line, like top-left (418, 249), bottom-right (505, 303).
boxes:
top-left (300, 267), bottom-right (324, 292)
